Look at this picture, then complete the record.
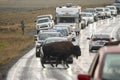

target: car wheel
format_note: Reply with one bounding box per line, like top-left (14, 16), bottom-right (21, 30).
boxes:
top-left (36, 52), bottom-right (40, 57)
top-left (36, 49), bottom-right (40, 57)
top-left (81, 24), bottom-right (84, 29)
top-left (37, 30), bottom-right (39, 34)
top-left (72, 38), bottom-right (75, 41)
top-left (94, 17), bottom-right (97, 22)
top-left (89, 49), bottom-right (92, 53)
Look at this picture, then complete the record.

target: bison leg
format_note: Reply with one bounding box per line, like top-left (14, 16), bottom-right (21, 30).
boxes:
top-left (55, 58), bottom-right (59, 67)
top-left (51, 64), bottom-right (54, 67)
top-left (66, 62), bottom-right (69, 68)
top-left (64, 59), bottom-right (69, 68)
top-left (56, 57), bottom-right (61, 67)
top-left (49, 57), bottom-right (54, 67)
top-left (41, 57), bottom-right (45, 68)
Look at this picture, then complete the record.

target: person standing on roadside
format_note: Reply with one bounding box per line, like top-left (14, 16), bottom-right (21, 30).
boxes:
top-left (20, 20), bottom-right (25, 35)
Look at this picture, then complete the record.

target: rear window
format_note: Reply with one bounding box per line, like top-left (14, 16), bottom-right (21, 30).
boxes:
top-left (81, 13), bottom-right (87, 17)
top-left (105, 9), bottom-right (109, 11)
top-left (92, 34), bottom-right (110, 41)
top-left (45, 39), bottom-right (66, 44)
top-left (84, 9), bottom-right (95, 13)
top-left (59, 17), bottom-right (75, 23)
top-left (38, 33), bottom-right (61, 40)
top-left (109, 7), bottom-right (115, 10)
top-left (102, 53), bottom-right (120, 80)
top-left (37, 19), bottom-right (49, 23)
top-left (37, 16), bottom-right (51, 20)
top-left (96, 9), bottom-right (103, 11)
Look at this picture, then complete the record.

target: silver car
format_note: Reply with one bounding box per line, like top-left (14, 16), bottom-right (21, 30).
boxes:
top-left (84, 8), bottom-right (98, 21)
top-left (87, 33), bottom-right (114, 52)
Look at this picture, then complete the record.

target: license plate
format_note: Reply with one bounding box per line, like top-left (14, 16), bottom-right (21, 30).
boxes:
top-left (99, 42), bottom-right (104, 45)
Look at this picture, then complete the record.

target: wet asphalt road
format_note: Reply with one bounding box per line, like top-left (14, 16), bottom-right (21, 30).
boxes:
top-left (6, 15), bottom-right (120, 80)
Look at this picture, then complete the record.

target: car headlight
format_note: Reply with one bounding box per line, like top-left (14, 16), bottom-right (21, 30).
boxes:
top-left (72, 26), bottom-right (76, 29)
top-left (36, 42), bottom-right (41, 47)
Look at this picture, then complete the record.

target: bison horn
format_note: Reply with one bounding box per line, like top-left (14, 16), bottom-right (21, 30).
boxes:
top-left (76, 56), bottom-right (78, 59)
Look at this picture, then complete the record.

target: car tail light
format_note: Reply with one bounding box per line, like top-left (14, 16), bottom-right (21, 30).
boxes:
top-left (90, 39), bottom-right (93, 43)
top-left (78, 74), bottom-right (90, 80)
top-left (109, 39), bottom-right (112, 42)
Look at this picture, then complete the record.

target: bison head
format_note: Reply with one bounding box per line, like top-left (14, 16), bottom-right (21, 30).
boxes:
top-left (72, 45), bottom-right (81, 59)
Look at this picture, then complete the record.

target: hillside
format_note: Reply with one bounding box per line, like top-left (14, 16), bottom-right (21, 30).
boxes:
top-left (0, 0), bottom-right (114, 8)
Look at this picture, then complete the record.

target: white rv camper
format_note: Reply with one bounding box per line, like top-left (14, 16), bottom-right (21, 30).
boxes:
top-left (55, 3), bottom-right (82, 35)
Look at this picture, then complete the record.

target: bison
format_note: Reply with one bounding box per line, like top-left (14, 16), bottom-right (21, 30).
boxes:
top-left (41, 41), bottom-right (81, 68)
top-left (104, 40), bottom-right (120, 46)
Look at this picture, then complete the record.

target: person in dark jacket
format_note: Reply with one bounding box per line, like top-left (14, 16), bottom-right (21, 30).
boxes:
top-left (20, 20), bottom-right (25, 35)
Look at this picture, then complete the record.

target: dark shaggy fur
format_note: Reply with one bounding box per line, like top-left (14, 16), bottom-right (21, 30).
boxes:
top-left (41, 41), bottom-right (81, 68)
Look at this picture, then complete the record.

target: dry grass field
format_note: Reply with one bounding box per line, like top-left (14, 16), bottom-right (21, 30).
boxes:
top-left (0, 0), bottom-right (114, 8)
top-left (0, 0), bottom-right (114, 79)
top-left (0, 32), bottom-right (33, 65)
top-left (0, 24), bottom-right (34, 65)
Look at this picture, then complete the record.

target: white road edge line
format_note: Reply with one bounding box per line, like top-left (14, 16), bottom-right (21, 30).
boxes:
top-left (7, 48), bottom-right (35, 80)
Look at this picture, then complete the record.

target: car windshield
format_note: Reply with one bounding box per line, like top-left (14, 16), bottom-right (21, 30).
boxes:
top-left (96, 9), bottom-right (103, 12)
top-left (45, 39), bottom-right (66, 44)
top-left (81, 13), bottom-right (86, 17)
top-left (59, 17), bottom-right (75, 23)
top-left (38, 33), bottom-right (61, 40)
top-left (102, 53), bottom-right (120, 80)
top-left (56, 29), bottom-right (68, 36)
top-left (92, 34), bottom-right (110, 41)
top-left (105, 9), bottom-right (109, 11)
top-left (113, 3), bottom-right (120, 7)
top-left (81, 14), bottom-right (92, 17)
top-left (108, 7), bottom-right (115, 10)
top-left (37, 19), bottom-right (49, 23)
top-left (87, 14), bottom-right (93, 17)
top-left (37, 16), bottom-right (51, 20)
top-left (84, 9), bottom-right (95, 13)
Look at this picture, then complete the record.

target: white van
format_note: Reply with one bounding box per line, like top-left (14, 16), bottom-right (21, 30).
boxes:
top-left (36, 17), bottom-right (54, 33)
top-left (104, 7), bottom-right (111, 18)
top-left (95, 7), bottom-right (106, 19)
top-left (106, 5), bottom-right (117, 16)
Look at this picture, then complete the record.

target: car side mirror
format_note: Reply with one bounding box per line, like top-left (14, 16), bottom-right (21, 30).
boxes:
top-left (34, 20), bottom-right (37, 22)
top-left (52, 18), bottom-right (54, 20)
top-left (111, 37), bottom-right (114, 40)
top-left (78, 74), bottom-right (91, 80)
top-left (87, 37), bottom-right (90, 40)
top-left (34, 35), bottom-right (38, 41)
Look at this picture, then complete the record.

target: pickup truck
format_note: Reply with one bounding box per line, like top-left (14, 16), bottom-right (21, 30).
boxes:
top-left (35, 17), bottom-right (54, 34)
top-left (35, 14), bottom-right (54, 34)
top-left (95, 7), bottom-right (106, 19)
